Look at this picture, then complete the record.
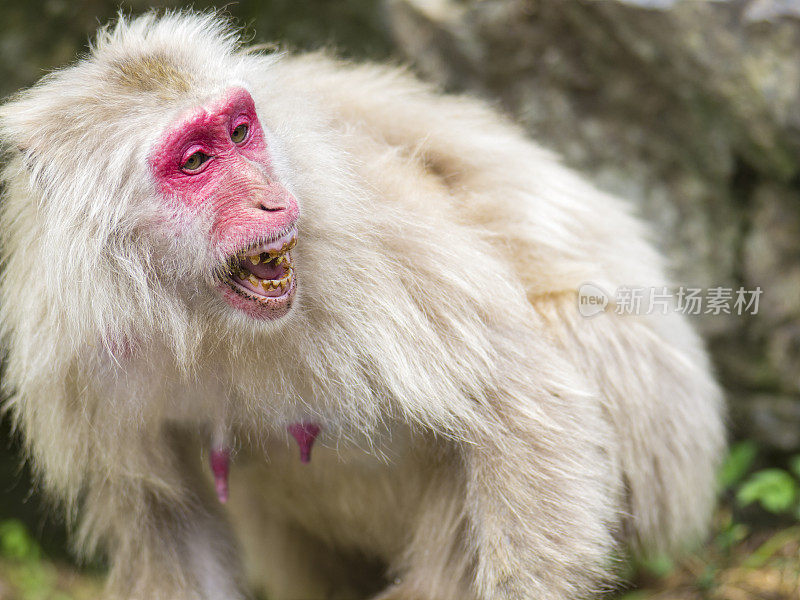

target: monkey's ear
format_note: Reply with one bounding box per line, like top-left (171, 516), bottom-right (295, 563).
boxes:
top-left (0, 100), bottom-right (35, 162)
top-left (0, 119), bottom-right (37, 170)
top-left (0, 90), bottom-right (66, 175)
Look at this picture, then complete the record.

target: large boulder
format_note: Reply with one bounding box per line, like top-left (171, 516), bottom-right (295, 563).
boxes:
top-left (387, 0), bottom-right (800, 449)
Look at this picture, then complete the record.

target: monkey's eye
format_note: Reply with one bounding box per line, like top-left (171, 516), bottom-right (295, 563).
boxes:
top-left (181, 151), bottom-right (210, 172)
top-left (231, 123), bottom-right (249, 144)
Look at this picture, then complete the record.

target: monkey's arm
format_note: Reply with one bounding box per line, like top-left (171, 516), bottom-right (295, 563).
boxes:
top-left (364, 319), bottom-right (620, 600)
top-left (463, 331), bottom-right (620, 600)
top-left (460, 296), bottom-right (722, 600)
top-left (381, 298), bottom-right (721, 600)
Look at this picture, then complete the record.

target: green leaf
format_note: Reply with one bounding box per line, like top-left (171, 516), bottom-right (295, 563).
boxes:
top-left (0, 519), bottom-right (41, 561)
top-left (715, 522), bottom-right (749, 551)
top-left (695, 564), bottom-right (716, 590)
top-left (719, 441), bottom-right (758, 489)
top-left (639, 553), bottom-right (675, 578)
top-left (737, 469), bottom-right (798, 513)
top-left (789, 455), bottom-right (800, 480)
top-left (742, 526), bottom-right (800, 568)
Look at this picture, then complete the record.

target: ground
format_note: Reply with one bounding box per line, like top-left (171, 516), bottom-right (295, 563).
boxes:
top-left (0, 509), bottom-right (798, 599)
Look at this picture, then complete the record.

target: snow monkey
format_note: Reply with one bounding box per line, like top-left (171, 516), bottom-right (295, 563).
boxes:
top-left (0, 12), bottom-right (724, 600)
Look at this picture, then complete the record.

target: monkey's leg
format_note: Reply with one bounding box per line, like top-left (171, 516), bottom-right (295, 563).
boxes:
top-left (78, 431), bottom-right (248, 600)
top-left (534, 294), bottom-right (725, 552)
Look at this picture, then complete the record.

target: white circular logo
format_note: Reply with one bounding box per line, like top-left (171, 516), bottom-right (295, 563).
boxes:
top-left (577, 282), bottom-right (609, 318)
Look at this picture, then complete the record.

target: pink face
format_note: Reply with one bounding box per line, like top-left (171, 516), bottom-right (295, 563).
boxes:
top-left (151, 88), bottom-right (299, 320)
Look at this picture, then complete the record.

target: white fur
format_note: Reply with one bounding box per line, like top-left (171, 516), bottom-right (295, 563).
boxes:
top-left (0, 11), bottom-right (724, 600)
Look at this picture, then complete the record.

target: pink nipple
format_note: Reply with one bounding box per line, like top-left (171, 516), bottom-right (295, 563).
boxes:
top-left (287, 423), bottom-right (321, 463)
top-left (210, 447), bottom-right (231, 504)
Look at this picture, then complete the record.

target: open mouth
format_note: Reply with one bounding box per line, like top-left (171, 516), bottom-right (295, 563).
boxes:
top-left (219, 228), bottom-right (297, 319)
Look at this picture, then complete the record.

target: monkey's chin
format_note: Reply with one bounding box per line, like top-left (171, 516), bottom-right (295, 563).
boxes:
top-left (217, 277), bottom-right (296, 320)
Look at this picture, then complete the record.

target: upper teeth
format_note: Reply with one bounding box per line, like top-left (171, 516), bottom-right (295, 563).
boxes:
top-left (242, 237), bottom-right (297, 264)
top-left (230, 238), bottom-right (296, 296)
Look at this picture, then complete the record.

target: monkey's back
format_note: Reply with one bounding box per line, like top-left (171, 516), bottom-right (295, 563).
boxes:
top-left (233, 50), bottom-right (725, 580)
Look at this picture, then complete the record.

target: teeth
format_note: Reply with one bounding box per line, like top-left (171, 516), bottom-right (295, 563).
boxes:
top-left (229, 237), bottom-right (296, 297)
top-left (264, 237), bottom-right (297, 258)
top-left (246, 271), bottom-right (293, 293)
top-left (236, 270), bottom-right (293, 288)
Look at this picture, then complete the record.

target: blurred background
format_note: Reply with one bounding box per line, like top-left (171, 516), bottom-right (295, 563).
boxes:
top-left (1, 0), bottom-right (799, 598)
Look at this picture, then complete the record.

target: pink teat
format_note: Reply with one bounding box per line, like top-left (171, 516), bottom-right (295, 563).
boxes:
top-left (210, 447), bottom-right (231, 504)
top-left (287, 423), bottom-right (322, 464)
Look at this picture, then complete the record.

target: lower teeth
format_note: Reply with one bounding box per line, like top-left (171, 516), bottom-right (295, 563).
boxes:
top-left (233, 269), bottom-right (292, 294)
top-left (261, 279), bottom-right (289, 292)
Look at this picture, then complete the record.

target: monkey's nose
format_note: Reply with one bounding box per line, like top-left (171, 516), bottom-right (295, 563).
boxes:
top-left (252, 181), bottom-right (299, 222)
top-left (255, 187), bottom-right (290, 213)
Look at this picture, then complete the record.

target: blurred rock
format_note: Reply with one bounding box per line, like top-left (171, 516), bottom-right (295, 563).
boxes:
top-left (0, 0), bottom-right (391, 100)
top-left (738, 394), bottom-right (800, 451)
top-left (387, 0), bottom-right (800, 448)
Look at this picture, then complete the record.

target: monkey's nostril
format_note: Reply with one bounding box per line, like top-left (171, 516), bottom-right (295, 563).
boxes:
top-left (259, 205), bottom-right (283, 212)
